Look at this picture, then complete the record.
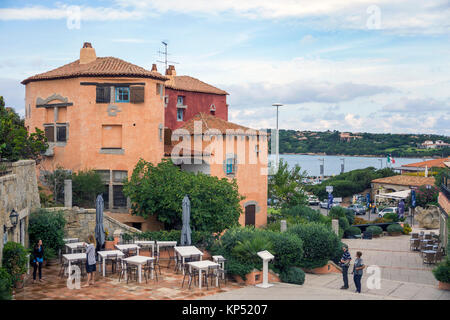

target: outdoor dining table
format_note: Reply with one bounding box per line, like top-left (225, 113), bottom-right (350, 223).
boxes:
top-left (62, 253), bottom-right (86, 277)
top-left (187, 260), bottom-right (220, 289)
top-left (115, 244), bottom-right (140, 255)
top-left (124, 255), bottom-right (155, 283)
top-left (135, 241), bottom-right (155, 256)
top-left (65, 242), bottom-right (87, 254)
top-left (97, 250), bottom-right (125, 277)
top-left (174, 246), bottom-right (204, 274)
top-left (156, 241), bottom-right (177, 256)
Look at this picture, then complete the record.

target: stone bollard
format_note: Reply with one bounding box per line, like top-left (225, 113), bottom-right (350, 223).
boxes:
top-left (332, 219), bottom-right (339, 236)
top-left (64, 179), bottom-right (72, 208)
top-left (280, 220), bottom-right (287, 232)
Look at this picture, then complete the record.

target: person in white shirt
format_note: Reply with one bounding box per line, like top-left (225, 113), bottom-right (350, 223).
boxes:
top-left (83, 235), bottom-right (97, 287)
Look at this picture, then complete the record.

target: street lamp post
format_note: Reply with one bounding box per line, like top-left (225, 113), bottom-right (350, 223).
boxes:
top-left (272, 103), bottom-right (283, 171)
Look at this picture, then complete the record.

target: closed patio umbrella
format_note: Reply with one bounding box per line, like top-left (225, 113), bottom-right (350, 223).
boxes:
top-left (181, 195), bottom-right (192, 246)
top-left (95, 194), bottom-right (106, 250)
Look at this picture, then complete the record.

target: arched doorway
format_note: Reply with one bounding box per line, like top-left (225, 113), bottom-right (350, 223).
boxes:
top-left (245, 204), bottom-right (256, 226)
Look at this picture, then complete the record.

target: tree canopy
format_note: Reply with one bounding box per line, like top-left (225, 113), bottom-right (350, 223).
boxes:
top-left (0, 96), bottom-right (47, 162)
top-left (268, 159), bottom-right (308, 209)
top-left (123, 159), bottom-right (244, 233)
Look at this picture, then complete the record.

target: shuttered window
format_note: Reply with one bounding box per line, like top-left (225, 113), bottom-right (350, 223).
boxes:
top-left (56, 126), bottom-right (67, 142)
top-left (96, 86), bottom-right (110, 103)
top-left (44, 126), bottom-right (54, 142)
top-left (130, 86), bottom-right (145, 103)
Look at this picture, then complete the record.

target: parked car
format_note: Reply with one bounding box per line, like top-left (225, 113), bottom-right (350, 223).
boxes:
top-left (378, 207), bottom-right (398, 217)
top-left (319, 200), bottom-right (336, 209)
top-left (308, 195), bottom-right (320, 206)
top-left (347, 204), bottom-right (366, 215)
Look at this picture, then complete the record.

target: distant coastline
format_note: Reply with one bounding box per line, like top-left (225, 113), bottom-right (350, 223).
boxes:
top-left (279, 152), bottom-right (434, 159)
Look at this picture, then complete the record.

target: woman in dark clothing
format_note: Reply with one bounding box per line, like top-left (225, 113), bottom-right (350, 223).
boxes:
top-left (32, 239), bottom-right (44, 283)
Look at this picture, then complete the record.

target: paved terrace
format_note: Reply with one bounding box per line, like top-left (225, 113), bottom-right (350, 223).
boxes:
top-left (14, 257), bottom-right (245, 300)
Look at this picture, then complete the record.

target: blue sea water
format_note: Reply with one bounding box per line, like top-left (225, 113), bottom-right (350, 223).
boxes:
top-left (270, 154), bottom-right (431, 177)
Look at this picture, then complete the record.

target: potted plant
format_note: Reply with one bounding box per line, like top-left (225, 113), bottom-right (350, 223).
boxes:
top-left (433, 258), bottom-right (450, 290)
top-left (105, 235), bottom-right (115, 250)
top-left (44, 248), bottom-right (58, 266)
top-left (387, 224), bottom-right (403, 236)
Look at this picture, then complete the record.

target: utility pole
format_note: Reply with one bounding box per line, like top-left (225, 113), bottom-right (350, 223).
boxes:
top-left (272, 103), bottom-right (283, 171)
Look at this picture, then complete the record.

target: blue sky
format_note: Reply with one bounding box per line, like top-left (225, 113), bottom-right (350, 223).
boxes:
top-left (0, 0), bottom-right (449, 135)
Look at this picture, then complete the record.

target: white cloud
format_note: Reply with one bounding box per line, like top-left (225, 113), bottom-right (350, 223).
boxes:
top-left (1, 1), bottom-right (449, 34)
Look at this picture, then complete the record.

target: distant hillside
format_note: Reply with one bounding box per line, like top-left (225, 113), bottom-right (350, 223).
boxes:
top-left (269, 130), bottom-right (450, 157)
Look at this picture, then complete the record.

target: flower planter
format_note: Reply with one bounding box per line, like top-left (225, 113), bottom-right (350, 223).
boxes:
top-left (388, 232), bottom-right (402, 236)
top-left (233, 269), bottom-right (280, 285)
top-left (304, 261), bottom-right (342, 274)
top-left (438, 281), bottom-right (450, 291)
top-left (104, 240), bottom-right (115, 250)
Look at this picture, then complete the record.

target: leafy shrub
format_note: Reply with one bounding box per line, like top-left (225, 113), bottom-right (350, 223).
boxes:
top-left (332, 241), bottom-right (347, 265)
top-left (353, 217), bottom-right (369, 225)
top-left (282, 205), bottom-right (328, 224)
top-left (28, 209), bottom-right (66, 254)
top-left (402, 223), bottom-right (412, 235)
top-left (44, 247), bottom-right (57, 261)
top-left (72, 170), bottom-right (106, 208)
top-left (387, 224), bottom-right (403, 233)
top-left (288, 223), bottom-right (340, 269)
top-left (338, 216), bottom-right (350, 234)
top-left (433, 258), bottom-right (450, 283)
top-left (328, 206), bottom-right (347, 219)
top-left (383, 212), bottom-right (400, 222)
top-left (0, 267), bottom-right (12, 300)
top-left (267, 232), bottom-right (303, 273)
top-left (366, 225), bottom-right (383, 236)
top-left (2, 242), bottom-right (28, 286)
top-left (344, 226), bottom-right (361, 238)
top-left (280, 267), bottom-right (305, 285)
top-left (232, 235), bottom-right (273, 266)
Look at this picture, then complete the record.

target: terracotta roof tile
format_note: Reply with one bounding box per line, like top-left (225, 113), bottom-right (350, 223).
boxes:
top-left (165, 76), bottom-right (228, 95)
top-left (177, 113), bottom-right (265, 135)
top-left (402, 157), bottom-right (450, 168)
top-left (371, 175), bottom-right (435, 187)
top-left (22, 57), bottom-right (168, 84)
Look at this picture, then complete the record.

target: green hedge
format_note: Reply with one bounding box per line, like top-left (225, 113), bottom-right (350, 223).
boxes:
top-left (386, 224), bottom-right (403, 233)
top-left (280, 267), bottom-right (305, 285)
top-left (2, 242), bottom-right (28, 286)
top-left (366, 225), bottom-right (383, 236)
top-left (0, 267), bottom-right (12, 300)
top-left (208, 227), bottom-right (305, 280)
top-left (433, 259), bottom-right (450, 283)
top-left (287, 223), bottom-right (340, 269)
top-left (344, 226), bottom-right (361, 238)
top-left (123, 230), bottom-right (217, 249)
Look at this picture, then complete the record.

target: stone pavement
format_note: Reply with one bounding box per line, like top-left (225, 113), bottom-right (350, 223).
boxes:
top-left (13, 261), bottom-right (245, 300)
top-left (203, 226), bottom-right (450, 300)
top-left (343, 226), bottom-right (438, 286)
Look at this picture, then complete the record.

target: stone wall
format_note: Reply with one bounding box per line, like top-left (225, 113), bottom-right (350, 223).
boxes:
top-left (0, 160), bottom-right (40, 265)
top-left (44, 207), bottom-right (143, 242)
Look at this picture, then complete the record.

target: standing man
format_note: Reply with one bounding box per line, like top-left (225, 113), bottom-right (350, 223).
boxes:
top-left (340, 245), bottom-right (351, 289)
top-left (352, 251), bottom-right (365, 293)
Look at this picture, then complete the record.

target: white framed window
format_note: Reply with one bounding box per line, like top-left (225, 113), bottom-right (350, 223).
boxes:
top-left (177, 96), bottom-right (184, 106)
top-left (164, 95), bottom-right (169, 107)
top-left (177, 108), bottom-right (184, 121)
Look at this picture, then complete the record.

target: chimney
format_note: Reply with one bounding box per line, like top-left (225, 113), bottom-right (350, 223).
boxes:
top-left (151, 64), bottom-right (158, 72)
top-left (165, 65), bottom-right (176, 77)
top-left (79, 42), bottom-right (97, 64)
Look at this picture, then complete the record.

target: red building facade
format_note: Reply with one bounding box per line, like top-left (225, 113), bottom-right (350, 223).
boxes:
top-left (163, 65), bottom-right (228, 130)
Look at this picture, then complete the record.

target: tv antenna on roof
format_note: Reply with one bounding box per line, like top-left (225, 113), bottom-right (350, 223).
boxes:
top-left (157, 41), bottom-right (179, 73)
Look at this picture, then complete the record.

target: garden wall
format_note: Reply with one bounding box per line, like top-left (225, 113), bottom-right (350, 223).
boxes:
top-left (44, 207), bottom-right (143, 242)
top-left (0, 160), bottom-right (40, 265)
